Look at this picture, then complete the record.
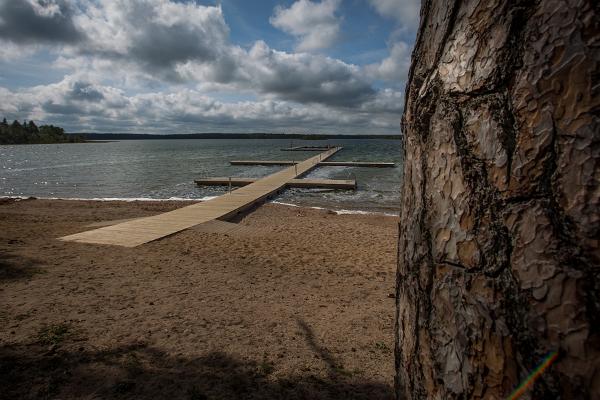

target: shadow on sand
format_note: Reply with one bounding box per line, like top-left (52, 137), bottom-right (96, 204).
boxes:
top-left (0, 319), bottom-right (393, 400)
top-left (0, 252), bottom-right (44, 282)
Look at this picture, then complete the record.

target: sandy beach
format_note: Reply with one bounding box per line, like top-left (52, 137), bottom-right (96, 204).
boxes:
top-left (0, 198), bottom-right (397, 399)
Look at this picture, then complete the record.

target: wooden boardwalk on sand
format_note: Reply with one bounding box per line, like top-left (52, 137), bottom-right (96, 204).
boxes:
top-left (59, 147), bottom-right (341, 247)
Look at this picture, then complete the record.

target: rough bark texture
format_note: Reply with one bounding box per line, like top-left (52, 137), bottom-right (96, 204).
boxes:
top-left (396, 0), bottom-right (599, 399)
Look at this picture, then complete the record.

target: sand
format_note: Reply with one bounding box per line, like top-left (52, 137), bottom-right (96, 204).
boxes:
top-left (0, 198), bottom-right (398, 400)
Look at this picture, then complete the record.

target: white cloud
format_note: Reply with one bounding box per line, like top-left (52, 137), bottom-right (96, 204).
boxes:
top-left (368, 0), bottom-right (421, 31)
top-left (0, 40), bottom-right (37, 60)
top-left (40, 1), bottom-right (373, 108)
top-left (270, 0), bottom-right (341, 51)
top-left (0, 0), bottom-right (406, 134)
top-left (365, 41), bottom-right (412, 82)
top-left (364, 0), bottom-right (419, 86)
top-left (241, 41), bottom-right (374, 106)
top-left (161, 39), bottom-right (376, 108)
top-left (0, 75), bottom-right (401, 133)
top-left (361, 88), bottom-right (404, 113)
top-left (73, 1), bottom-right (230, 77)
top-left (25, 0), bottom-right (63, 18)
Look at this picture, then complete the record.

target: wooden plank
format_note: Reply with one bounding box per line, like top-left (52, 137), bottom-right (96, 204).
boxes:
top-left (230, 160), bottom-right (395, 167)
top-left (195, 177), bottom-right (255, 186)
top-left (195, 177), bottom-right (356, 189)
top-left (287, 179), bottom-right (355, 189)
top-left (59, 147), bottom-right (342, 247)
top-left (281, 146), bottom-right (332, 151)
top-left (319, 161), bottom-right (396, 168)
top-left (86, 218), bottom-right (137, 228)
top-left (230, 160), bottom-right (297, 165)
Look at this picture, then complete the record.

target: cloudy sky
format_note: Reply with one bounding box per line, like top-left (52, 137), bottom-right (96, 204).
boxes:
top-left (0, 0), bottom-right (419, 134)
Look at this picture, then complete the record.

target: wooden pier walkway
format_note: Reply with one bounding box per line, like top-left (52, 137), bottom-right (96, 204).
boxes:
top-left (230, 160), bottom-right (395, 168)
top-left (195, 177), bottom-right (356, 189)
top-left (59, 147), bottom-right (341, 247)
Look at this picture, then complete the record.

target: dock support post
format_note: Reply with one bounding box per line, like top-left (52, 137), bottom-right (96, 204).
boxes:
top-left (228, 177), bottom-right (232, 194)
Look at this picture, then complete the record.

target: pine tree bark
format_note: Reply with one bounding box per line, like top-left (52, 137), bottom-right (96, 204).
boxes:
top-left (396, 0), bottom-right (599, 398)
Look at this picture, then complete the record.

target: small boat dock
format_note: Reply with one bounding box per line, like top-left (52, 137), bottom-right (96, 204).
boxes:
top-left (60, 147), bottom-right (342, 247)
top-left (59, 145), bottom-right (393, 247)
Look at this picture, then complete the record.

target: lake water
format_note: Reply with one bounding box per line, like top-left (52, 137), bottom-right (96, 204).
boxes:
top-left (0, 139), bottom-right (403, 214)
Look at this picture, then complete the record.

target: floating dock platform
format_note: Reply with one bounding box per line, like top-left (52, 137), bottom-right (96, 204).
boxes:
top-left (195, 177), bottom-right (356, 189)
top-left (281, 146), bottom-right (334, 151)
top-left (59, 144), bottom-right (396, 247)
top-left (230, 160), bottom-right (395, 168)
top-left (320, 161), bottom-right (395, 167)
top-left (231, 160), bottom-right (296, 166)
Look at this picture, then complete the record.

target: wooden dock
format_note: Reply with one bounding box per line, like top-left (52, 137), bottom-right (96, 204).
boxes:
top-left (59, 147), bottom-right (341, 247)
top-left (230, 160), bottom-right (395, 168)
top-left (281, 146), bottom-right (333, 151)
top-left (231, 160), bottom-right (296, 166)
top-left (195, 177), bottom-right (356, 189)
top-left (320, 161), bottom-right (395, 168)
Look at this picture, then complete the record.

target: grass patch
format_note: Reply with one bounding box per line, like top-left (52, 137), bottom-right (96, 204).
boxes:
top-left (37, 323), bottom-right (70, 346)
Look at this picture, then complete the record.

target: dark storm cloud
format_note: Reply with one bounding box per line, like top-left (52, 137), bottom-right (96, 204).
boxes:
top-left (0, 0), bottom-right (84, 44)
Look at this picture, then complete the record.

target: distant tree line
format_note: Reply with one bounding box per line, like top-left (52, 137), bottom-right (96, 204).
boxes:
top-left (80, 132), bottom-right (402, 140)
top-left (0, 118), bottom-right (84, 144)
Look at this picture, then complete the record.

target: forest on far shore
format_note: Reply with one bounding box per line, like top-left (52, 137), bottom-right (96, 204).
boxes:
top-left (0, 118), bottom-right (83, 144)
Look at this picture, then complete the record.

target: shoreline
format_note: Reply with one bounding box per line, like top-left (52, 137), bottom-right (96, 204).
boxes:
top-left (0, 195), bottom-right (399, 217)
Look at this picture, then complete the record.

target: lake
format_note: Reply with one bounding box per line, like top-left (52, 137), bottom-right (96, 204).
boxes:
top-left (0, 138), bottom-right (403, 214)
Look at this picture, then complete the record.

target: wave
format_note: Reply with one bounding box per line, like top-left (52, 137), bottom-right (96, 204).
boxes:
top-left (0, 195), bottom-right (215, 202)
top-left (270, 200), bottom-right (397, 217)
top-left (3, 160), bottom-right (134, 172)
top-left (1, 196), bottom-right (397, 217)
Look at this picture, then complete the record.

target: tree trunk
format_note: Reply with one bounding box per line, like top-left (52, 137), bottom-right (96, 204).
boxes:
top-left (396, 0), bottom-right (599, 399)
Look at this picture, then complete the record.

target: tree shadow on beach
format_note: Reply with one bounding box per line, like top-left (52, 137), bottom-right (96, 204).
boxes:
top-left (0, 339), bottom-right (393, 400)
top-left (296, 318), bottom-right (354, 380)
top-left (0, 252), bottom-right (44, 282)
